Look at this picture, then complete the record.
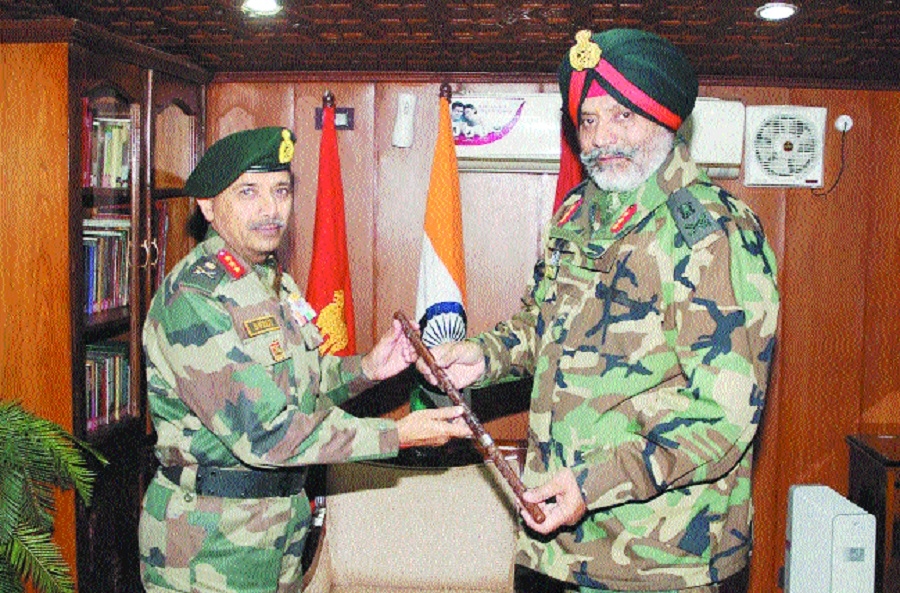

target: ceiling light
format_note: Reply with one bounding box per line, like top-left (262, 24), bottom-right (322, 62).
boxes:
top-left (755, 2), bottom-right (798, 21)
top-left (241, 0), bottom-right (282, 17)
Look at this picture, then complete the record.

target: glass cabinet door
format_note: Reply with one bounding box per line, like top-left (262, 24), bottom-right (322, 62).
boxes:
top-left (80, 85), bottom-right (141, 433)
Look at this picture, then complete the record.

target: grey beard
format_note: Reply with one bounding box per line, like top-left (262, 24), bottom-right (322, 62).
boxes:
top-left (581, 131), bottom-right (675, 192)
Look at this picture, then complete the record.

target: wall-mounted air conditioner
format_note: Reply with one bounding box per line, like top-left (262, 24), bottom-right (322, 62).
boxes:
top-left (784, 485), bottom-right (875, 593)
top-left (685, 98), bottom-right (745, 179)
top-left (453, 94), bottom-right (561, 173)
top-left (744, 105), bottom-right (827, 187)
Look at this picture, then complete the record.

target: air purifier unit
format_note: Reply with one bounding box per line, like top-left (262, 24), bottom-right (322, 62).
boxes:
top-left (784, 484), bottom-right (875, 593)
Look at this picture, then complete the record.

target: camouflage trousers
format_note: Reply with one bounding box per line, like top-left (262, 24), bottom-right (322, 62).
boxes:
top-left (139, 474), bottom-right (312, 593)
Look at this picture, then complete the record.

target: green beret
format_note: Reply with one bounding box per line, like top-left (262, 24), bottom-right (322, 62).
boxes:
top-left (183, 126), bottom-right (296, 198)
top-left (558, 29), bottom-right (698, 132)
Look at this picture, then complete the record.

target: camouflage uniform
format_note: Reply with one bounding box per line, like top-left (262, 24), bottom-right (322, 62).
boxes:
top-left (139, 231), bottom-right (399, 593)
top-left (472, 142), bottom-right (779, 592)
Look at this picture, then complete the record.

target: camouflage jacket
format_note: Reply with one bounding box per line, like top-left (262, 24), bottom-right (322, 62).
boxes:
top-left (472, 144), bottom-right (780, 590)
top-left (143, 232), bottom-right (399, 475)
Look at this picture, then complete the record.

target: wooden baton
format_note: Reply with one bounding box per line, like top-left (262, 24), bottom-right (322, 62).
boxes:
top-left (394, 310), bottom-right (546, 524)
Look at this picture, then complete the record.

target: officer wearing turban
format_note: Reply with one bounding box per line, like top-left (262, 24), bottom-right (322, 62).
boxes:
top-left (140, 127), bottom-right (469, 593)
top-left (419, 29), bottom-right (780, 593)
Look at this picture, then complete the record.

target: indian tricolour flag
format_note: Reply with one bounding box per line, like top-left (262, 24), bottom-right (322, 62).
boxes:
top-left (411, 91), bottom-right (468, 409)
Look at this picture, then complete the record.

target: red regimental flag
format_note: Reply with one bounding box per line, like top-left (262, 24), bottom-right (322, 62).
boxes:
top-left (306, 105), bottom-right (356, 356)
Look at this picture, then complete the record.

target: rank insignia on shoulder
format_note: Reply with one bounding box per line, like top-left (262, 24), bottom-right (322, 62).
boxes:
top-left (192, 260), bottom-right (219, 278)
top-left (667, 188), bottom-right (718, 247)
top-left (269, 340), bottom-right (287, 362)
top-left (557, 197), bottom-right (584, 226)
top-left (182, 257), bottom-right (225, 293)
top-left (610, 204), bottom-right (638, 234)
top-left (217, 249), bottom-right (247, 279)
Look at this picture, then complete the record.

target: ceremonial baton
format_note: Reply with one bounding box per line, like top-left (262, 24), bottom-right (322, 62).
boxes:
top-left (394, 310), bottom-right (545, 524)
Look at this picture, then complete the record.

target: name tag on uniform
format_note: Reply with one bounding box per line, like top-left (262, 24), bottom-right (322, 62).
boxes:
top-left (244, 315), bottom-right (279, 337)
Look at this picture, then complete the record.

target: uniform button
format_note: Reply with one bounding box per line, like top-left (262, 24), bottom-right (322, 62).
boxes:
top-left (184, 492), bottom-right (195, 502)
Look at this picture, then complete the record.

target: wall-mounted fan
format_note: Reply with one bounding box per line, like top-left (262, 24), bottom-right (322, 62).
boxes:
top-left (743, 105), bottom-right (827, 187)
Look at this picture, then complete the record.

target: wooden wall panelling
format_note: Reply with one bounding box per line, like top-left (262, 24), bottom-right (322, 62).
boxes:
top-left (206, 82), bottom-right (296, 139)
top-left (861, 90), bottom-right (900, 433)
top-left (697, 84), bottom-right (789, 593)
top-left (0, 41), bottom-right (78, 575)
top-left (372, 82), bottom-right (442, 345)
top-left (779, 86), bottom-right (867, 490)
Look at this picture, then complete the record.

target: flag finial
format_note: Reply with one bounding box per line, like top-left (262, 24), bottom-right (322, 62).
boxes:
top-left (323, 90), bottom-right (335, 107)
top-left (439, 83), bottom-right (452, 101)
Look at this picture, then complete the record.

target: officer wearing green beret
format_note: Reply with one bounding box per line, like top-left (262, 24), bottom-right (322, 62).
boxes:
top-left (419, 30), bottom-right (780, 592)
top-left (139, 126), bottom-right (471, 593)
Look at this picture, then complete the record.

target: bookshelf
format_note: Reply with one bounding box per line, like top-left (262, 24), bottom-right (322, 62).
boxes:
top-left (1, 18), bottom-right (209, 593)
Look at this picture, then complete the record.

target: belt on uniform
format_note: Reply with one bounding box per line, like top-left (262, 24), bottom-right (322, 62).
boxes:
top-left (160, 465), bottom-right (307, 499)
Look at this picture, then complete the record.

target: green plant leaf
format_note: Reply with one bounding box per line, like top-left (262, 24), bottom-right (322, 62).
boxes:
top-left (0, 468), bottom-right (25, 546)
top-left (0, 400), bottom-right (106, 593)
top-left (3, 525), bottom-right (75, 593)
top-left (0, 558), bottom-right (26, 593)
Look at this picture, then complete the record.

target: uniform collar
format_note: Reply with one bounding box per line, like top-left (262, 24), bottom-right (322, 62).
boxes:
top-left (199, 231), bottom-right (279, 290)
top-left (551, 140), bottom-right (702, 248)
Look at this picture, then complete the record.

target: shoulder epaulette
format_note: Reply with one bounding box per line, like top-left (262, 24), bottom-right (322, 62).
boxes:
top-left (561, 179), bottom-right (591, 205)
top-left (177, 254), bottom-right (227, 294)
top-left (667, 186), bottom-right (720, 247)
top-left (554, 179), bottom-right (591, 227)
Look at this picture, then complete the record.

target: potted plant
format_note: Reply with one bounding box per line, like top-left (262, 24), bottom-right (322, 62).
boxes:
top-left (0, 400), bottom-right (106, 593)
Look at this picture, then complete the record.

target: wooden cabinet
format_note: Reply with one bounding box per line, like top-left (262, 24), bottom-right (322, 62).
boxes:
top-left (847, 434), bottom-right (900, 593)
top-left (0, 18), bottom-right (208, 593)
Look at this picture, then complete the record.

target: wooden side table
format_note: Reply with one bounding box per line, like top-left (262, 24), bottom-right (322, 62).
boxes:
top-left (846, 434), bottom-right (900, 593)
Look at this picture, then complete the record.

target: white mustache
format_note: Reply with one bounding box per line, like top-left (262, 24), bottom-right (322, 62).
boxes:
top-left (582, 147), bottom-right (636, 161)
top-left (249, 219), bottom-right (286, 230)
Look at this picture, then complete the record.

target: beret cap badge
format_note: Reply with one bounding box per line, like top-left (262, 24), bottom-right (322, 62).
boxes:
top-left (569, 30), bottom-right (601, 71)
top-left (278, 129), bottom-right (295, 164)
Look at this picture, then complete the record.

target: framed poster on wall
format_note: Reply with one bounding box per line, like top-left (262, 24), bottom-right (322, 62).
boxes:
top-left (452, 94), bottom-right (562, 172)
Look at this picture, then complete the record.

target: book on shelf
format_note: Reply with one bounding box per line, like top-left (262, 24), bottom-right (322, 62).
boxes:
top-left (85, 340), bottom-right (131, 432)
top-left (83, 216), bottom-right (131, 315)
top-left (90, 117), bottom-right (131, 189)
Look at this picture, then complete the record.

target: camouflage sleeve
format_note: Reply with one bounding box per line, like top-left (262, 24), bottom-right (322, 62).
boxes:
top-left (471, 259), bottom-right (546, 384)
top-left (576, 226), bottom-right (779, 510)
top-left (315, 353), bottom-right (376, 409)
top-left (144, 287), bottom-right (399, 468)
